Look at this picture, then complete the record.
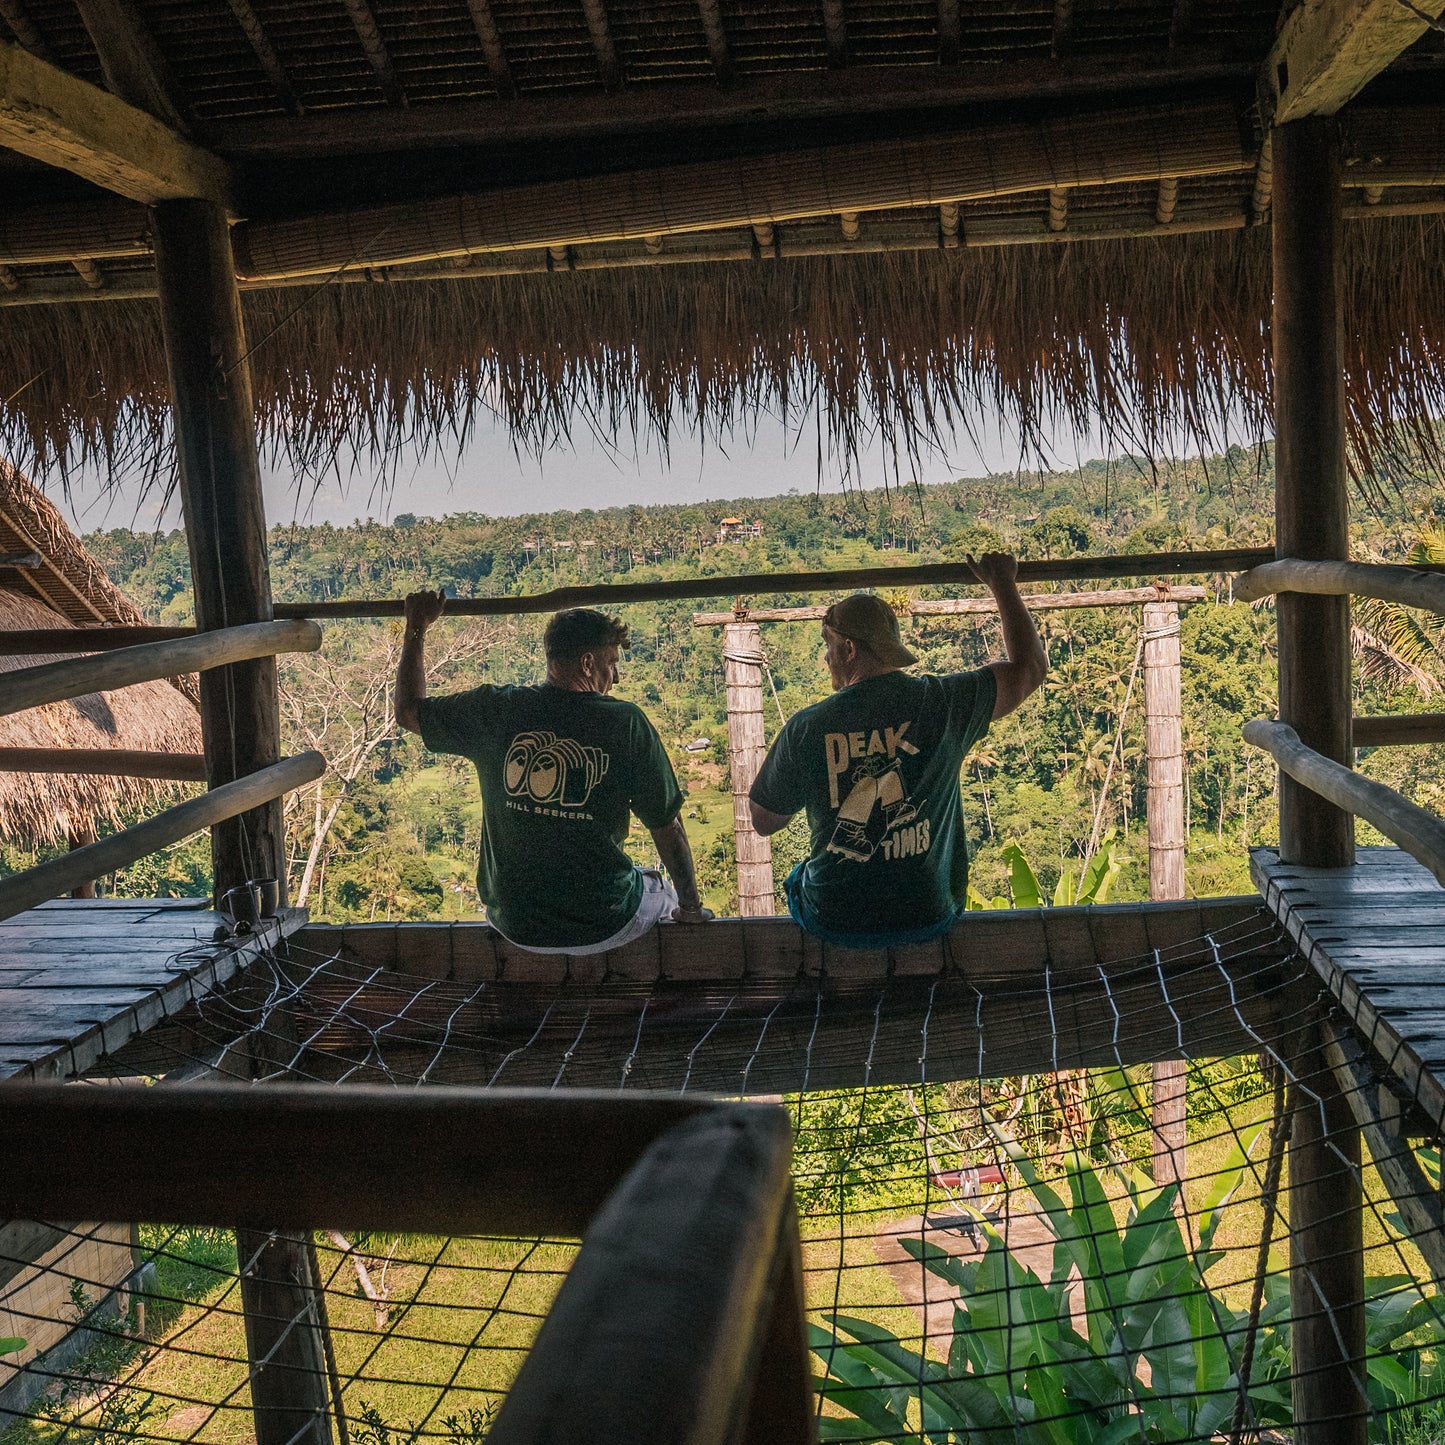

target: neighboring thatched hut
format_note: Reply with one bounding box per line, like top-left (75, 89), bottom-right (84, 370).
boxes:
top-left (0, 463), bottom-right (200, 852)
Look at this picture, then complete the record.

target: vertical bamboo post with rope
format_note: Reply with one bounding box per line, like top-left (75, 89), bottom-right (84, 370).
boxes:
top-left (723, 612), bottom-right (776, 916)
top-left (1144, 594), bottom-right (1188, 1194)
top-left (151, 199), bottom-right (334, 1445)
top-left (1273, 117), bottom-right (1366, 1445)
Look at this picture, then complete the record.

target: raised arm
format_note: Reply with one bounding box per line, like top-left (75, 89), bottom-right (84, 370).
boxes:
top-left (749, 800), bottom-right (794, 837)
top-left (967, 552), bottom-right (1048, 719)
top-left (395, 589), bottom-right (446, 734)
top-left (649, 815), bottom-right (714, 921)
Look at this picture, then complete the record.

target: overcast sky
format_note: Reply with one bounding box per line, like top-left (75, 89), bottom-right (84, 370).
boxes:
top-left (52, 407), bottom-right (1095, 535)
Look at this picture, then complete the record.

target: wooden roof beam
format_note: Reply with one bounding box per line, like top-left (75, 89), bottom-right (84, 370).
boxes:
top-left (696, 0), bottom-right (731, 82)
top-left (1155, 174), bottom-right (1180, 224)
top-left (339, 0), bottom-right (406, 106)
top-left (1169, 0), bottom-right (1194, 47)
top-left (822, 0), bottom-right (847, 66)
top-left (1051, 0), bottom-right (1074, 57)
top-left (231, 99), bottom-right (1253, 278)
top-left (0, 0), bottom-right (50, 61)
top-left (464, 0), bottom-right (514, 99)
top-left (1048, 184), bottom-right (1069, 230)
top-left (1263, 0), bottom-right (1445, 125)
top-left (0, 40), bottom-right (232, 206)
top-left (216, 53), bottom-right (1258, 156)
top-left (73, 0), bottom-right (188, 132)
top-left (938, 0), bottom-right (961, 64)
top-left (580, 0), bottom-right (623, 91)
top-left (224, 0), bottom-right (302, 116)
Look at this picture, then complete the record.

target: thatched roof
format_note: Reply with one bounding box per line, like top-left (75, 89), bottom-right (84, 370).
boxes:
top-left (0, 464), bottom-right (201, 848)
top-left (0, 1), bottom-right (1440, 481)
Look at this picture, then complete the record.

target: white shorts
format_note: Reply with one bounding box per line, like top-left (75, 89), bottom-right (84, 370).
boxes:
top-left (491, 868), bottom-right (678, 956)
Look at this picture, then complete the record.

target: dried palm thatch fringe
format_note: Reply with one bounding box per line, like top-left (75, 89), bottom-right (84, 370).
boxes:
top-left (0, 218), bottom-right (1441, 488)
top-left (0, 589), bottom-right (202, 848)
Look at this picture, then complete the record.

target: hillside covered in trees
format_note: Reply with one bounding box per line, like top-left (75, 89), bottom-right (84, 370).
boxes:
top-left (65, 445), bottom-right (1445, 918)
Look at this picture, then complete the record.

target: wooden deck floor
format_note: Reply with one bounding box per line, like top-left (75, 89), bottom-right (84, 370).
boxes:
top-left (0, 898), bottom-right (305, 1082)
top-left (1253, 844), bottom-right (1445, 1131)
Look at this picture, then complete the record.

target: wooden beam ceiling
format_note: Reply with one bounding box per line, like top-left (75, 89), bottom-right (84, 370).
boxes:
top-left (0, 0), bottom-right (50, 62)
top-left (210, 53), bottom-right (1255, 158)
top-left (463, 0), bottom-right (514, 99)
top-left (73, 0), bottom-right (188, 131)
top-left (223, 0), bottom-right (302, 116)
top-left (0, 39), bottom-right (232, 205)
top-left (229, 99), bottom-right (1253, 279)
top-left (696, 0), bottom-right (731, 82)
top-left (339, 0), bottom-right (405, 106)
top-left (1263, 0), bottom-right (1445, 124)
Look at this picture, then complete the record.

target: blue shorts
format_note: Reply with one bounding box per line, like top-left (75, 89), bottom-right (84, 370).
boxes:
top-left (783, 863), bottom-right (961, 949)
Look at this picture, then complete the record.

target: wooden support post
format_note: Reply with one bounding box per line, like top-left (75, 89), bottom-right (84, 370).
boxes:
top-left (1288, 1016), bottom-right (1368, 1445)
top-left (152, 200), bottom-right (328, 1445)
top-left (1145, 597), bottom-right (1188, 1193)
top-left (1272, 118), bottom-right (1353, 869)
top-left (722, 618), bottom-right (775, 916)
top-left (233, 976), bottom-right (336, 1445)
top-left (68, 821), bottom-right (98, 898)
top-left (151, 200), bottom-right (285, 905)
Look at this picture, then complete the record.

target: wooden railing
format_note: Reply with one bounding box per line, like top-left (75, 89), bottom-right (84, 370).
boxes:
top-left (0, 1084), bottom-right (816, 1445)
top-left (0, 619), bottom-right (326, 918)
top-left (1240, 557), bottom-right (1445, 881)
top-left (1, 618), bottom-right (320, 716)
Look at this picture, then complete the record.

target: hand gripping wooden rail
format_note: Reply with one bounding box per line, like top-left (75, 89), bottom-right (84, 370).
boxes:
top-left (0, 1084), bottom-right (816, 1445)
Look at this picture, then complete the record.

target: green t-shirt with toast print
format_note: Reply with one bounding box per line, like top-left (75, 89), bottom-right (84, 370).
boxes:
top-left (750, 668), bottom-right (997, 941)
top-left (416, 684), bottom-right (683, 948)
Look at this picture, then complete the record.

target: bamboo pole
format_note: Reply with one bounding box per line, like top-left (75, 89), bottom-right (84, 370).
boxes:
top-left (722, 619), bottom-right (775, 917)
top-left (1244, 720), bottom-right (1445, 886)
top-left (0, 747), bottom-right (208, 780)
top-left (693, 584), bottom-right (1208, 626)
top-left (0, 751), bottom-right (324, 923)
top-left (1352, 714), bottom-right (1445, 747)
top-left (0, 620), bottom-right (320, 718)
top-left (231, 102), bottom-right (1251, 279)
top-left (271, 550), bottom-right (1269, 621)
top-left (1235, 557), bottom-right (1445, 612)
top-left (1143, 598), bottom-right (1188, 1195)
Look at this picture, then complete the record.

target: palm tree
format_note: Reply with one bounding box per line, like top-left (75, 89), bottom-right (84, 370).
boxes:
top-left (1352, 526), bottom-right (1445, 696)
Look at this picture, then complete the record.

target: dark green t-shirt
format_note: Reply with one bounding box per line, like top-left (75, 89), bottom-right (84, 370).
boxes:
top-left (750, 668), bottom-right (997, 941)
top-left (416, 685), bottom-right (684, 948)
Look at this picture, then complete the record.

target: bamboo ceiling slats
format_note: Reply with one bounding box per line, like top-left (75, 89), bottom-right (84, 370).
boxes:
top-left (230, 100), bottom-right (1252, 278)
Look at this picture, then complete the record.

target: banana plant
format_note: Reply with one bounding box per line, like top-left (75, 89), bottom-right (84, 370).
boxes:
top-left (811, 1122), bottom-right (1441, 1442)
top-left (967, 838), bottom-right (1122, 912)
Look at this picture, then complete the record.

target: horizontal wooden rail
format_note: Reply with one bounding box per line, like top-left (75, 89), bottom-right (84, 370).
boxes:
top-left (0, 1085), bottom-right (814, 1443)
top-left (0, 751), bottom-right (324, 922)
top-left (267, 549), bottom-right (1270, 620)
top-left (1353, 715), bottom-right (1445, 748)
top-left (1243, 720), bottom-right (1445, 886)
top-left (0, 625), bottom-right (197, 653)
top-left (693, 583), bottom-right (1209, 625)
top-left (1, 619), bottom-right (321, 717)
top-left (1235, 558), bottom-right (1445, 609)
top-left (0, 1082), bottom-right (744, 1235)
top-left (0, 747), bottom-right (208, 780)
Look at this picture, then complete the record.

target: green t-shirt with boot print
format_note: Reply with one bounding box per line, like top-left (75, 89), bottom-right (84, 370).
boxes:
top-left (417, 685), bottom-right (684, 948)
top-left (750, 668), bottom-right (997, 942)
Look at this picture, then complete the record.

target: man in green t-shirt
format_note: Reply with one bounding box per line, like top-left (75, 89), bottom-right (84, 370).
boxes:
top-left (396, 593), bottom-right (711, 952)
top-left (748, 554), bottom-right (1047, 945)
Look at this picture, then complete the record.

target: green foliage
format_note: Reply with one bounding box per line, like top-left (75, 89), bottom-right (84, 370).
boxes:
top-left (0, 1338), bottom-right (24, 1356)
top-left (812, 1132), bottom-right (1445, 1442)
top-left (351, 1399), bottom-right (496, 1445)
top-left (966, 838), bottom-right (1121, 910)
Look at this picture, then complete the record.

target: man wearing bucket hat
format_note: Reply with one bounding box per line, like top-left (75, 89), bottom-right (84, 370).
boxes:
top-left (396, 596), bottom-right (712, 953)
top-left (748, 553), bottom-right (1046, 946)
